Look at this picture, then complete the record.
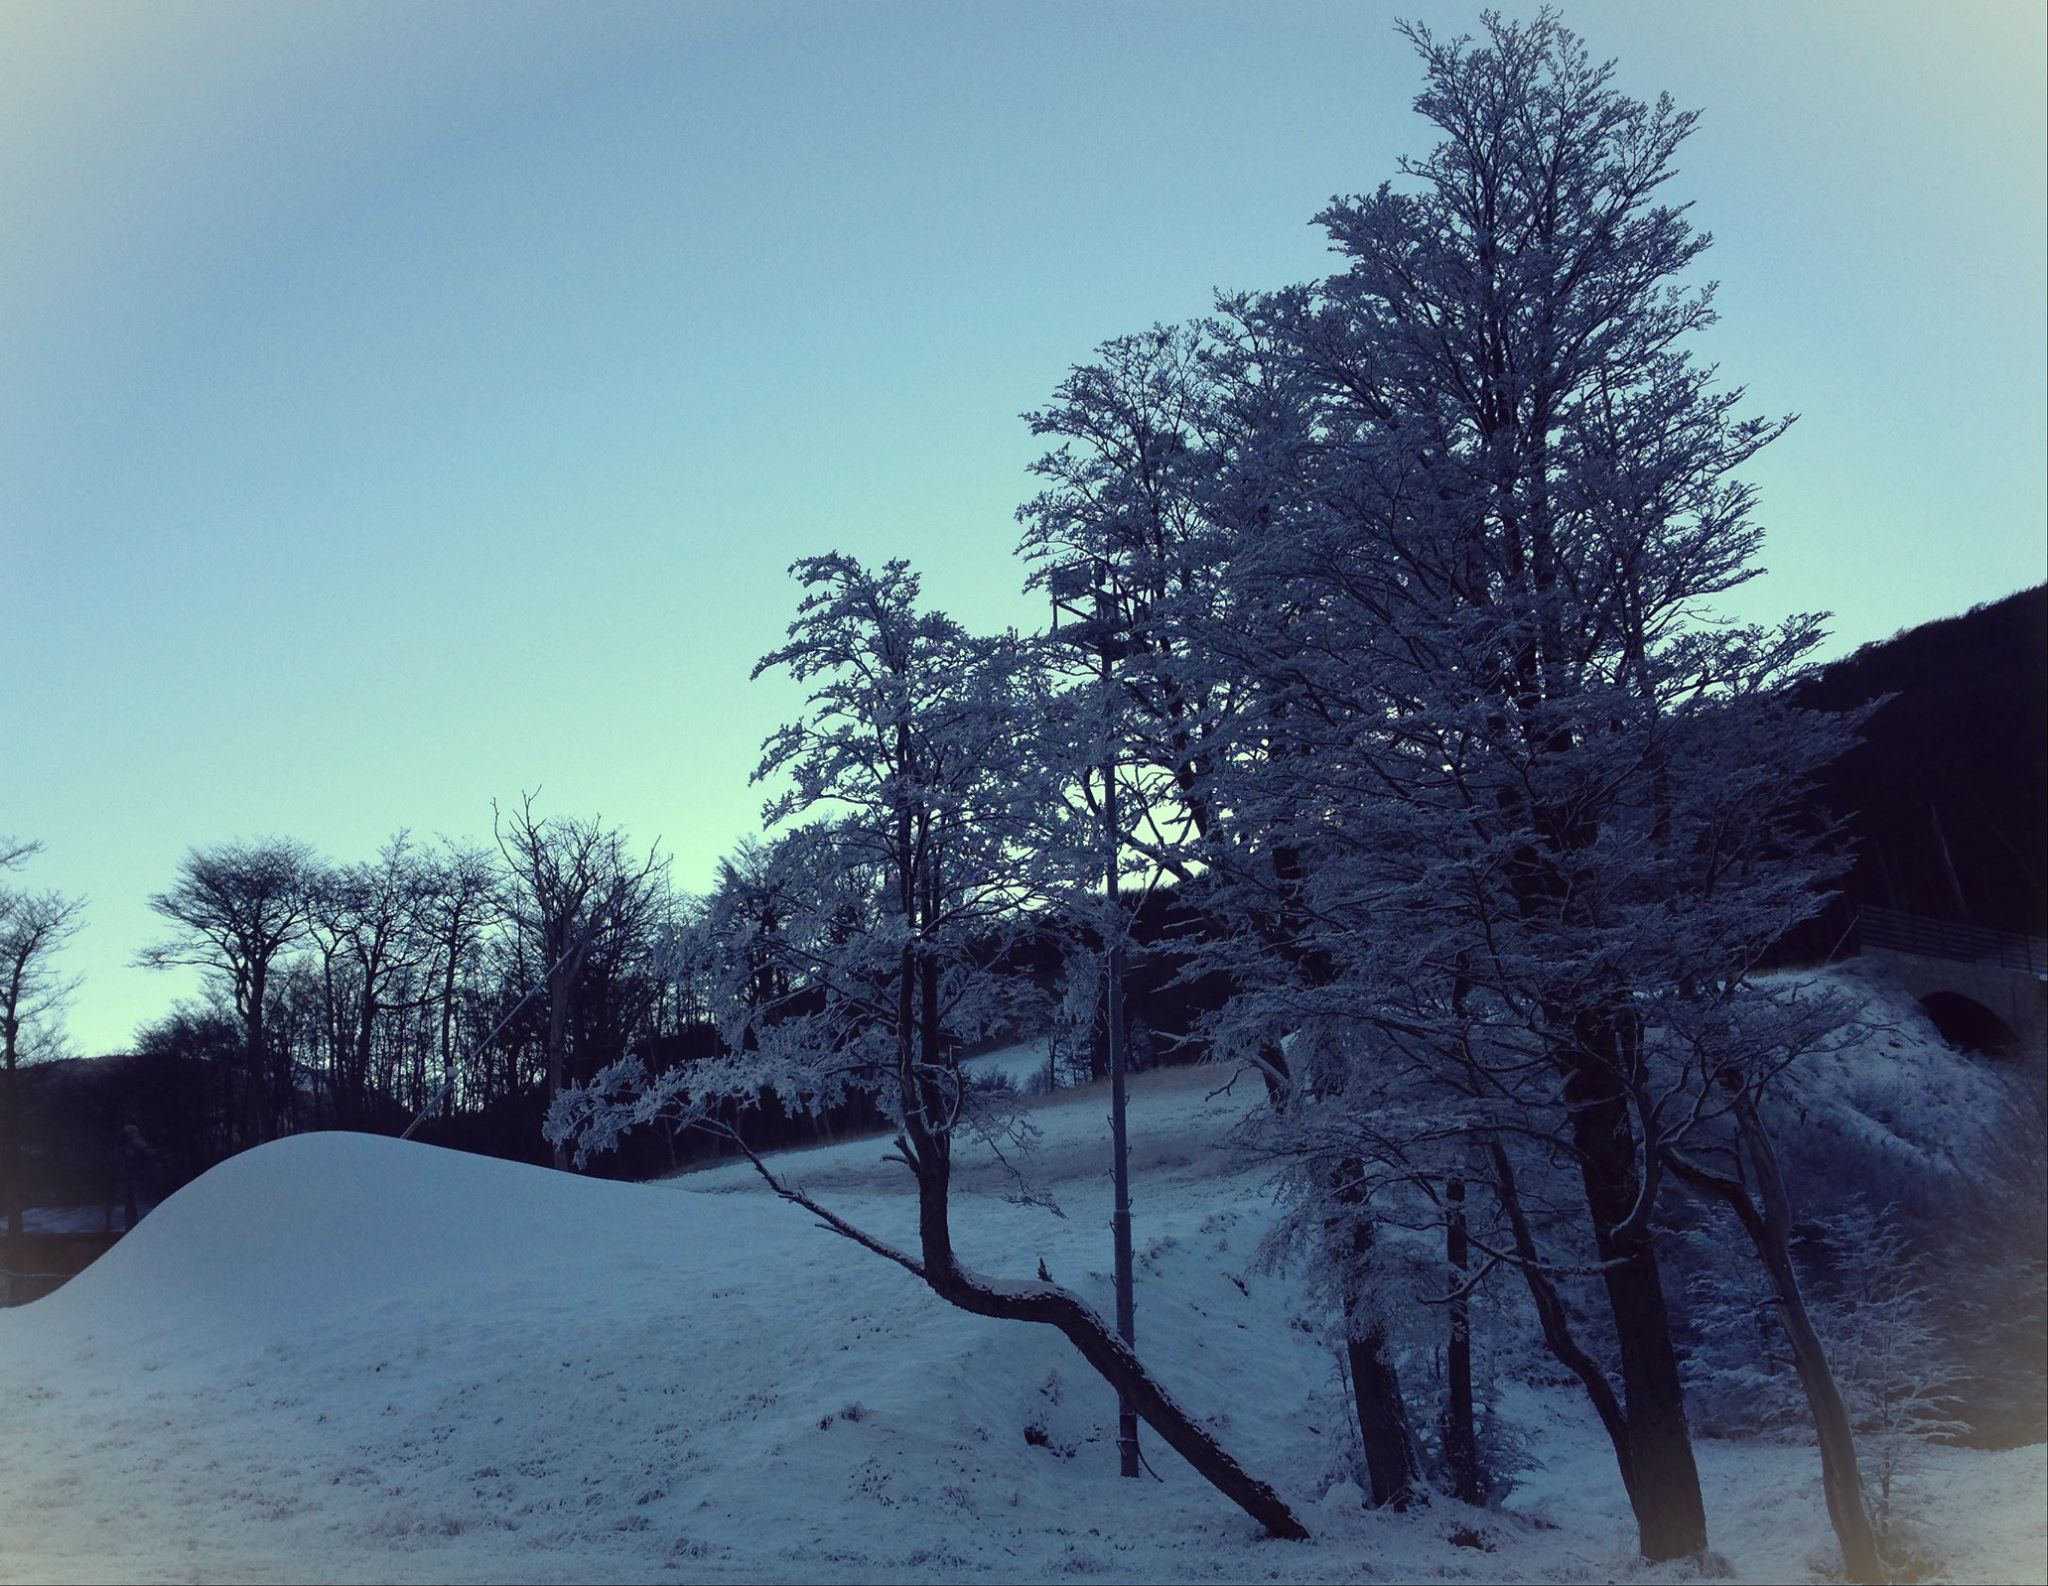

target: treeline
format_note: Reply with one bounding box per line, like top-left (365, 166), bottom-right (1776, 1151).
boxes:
top-left (6, 812), bottom-right (1241, 1234)
top-left (3, 811), bottom-right (896, 1232)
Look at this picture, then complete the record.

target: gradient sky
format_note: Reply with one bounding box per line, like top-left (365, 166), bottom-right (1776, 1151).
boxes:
top-left (4, 0), bottom-right (2043, 1056)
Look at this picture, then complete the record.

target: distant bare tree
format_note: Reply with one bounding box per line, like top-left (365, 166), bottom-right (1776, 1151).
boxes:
top-left (1, 874), bottom-right (85, 1279)
top-left (306, 834), bottom-right (429, 1126)
top-left (494, 795), bottom-right (664, 1169)
top-left (416, 839), bottom-right (500, 1121)
top-left (138, 840), bottom-right (314, 1147)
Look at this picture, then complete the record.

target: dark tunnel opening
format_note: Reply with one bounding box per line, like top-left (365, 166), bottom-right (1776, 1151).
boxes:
top-left (1918, 990), bottom-right (2024, 1056)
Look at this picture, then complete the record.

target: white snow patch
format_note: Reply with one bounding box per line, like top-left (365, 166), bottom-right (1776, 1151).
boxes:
top-left (963, 1037), bottom-right (1054, 1090)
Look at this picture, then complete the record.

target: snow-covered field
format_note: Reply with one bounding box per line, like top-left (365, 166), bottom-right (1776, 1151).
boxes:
top-left (1, 1054), bottom-right (2041, 1584)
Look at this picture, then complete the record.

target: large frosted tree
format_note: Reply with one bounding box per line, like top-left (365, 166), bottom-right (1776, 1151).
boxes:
top-left (1199, 10), bottom-right (1857, 1562)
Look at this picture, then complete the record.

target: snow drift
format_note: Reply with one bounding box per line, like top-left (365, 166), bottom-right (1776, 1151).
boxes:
top-left (0, 1055), bottom-right (2041, 1583)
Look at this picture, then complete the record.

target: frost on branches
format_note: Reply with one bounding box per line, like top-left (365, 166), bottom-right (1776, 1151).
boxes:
top-left (552, 553), bottom-right (1309, 1542)
top-left (1015, 11), bottom-right (1873, 1570)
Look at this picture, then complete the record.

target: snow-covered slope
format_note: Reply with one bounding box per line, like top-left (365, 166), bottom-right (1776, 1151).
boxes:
top-left (0, 1053), bottom-right (2041, 1583)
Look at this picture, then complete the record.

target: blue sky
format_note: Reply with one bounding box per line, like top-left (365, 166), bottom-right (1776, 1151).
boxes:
top-left (3, 0), bottom-right (2043, 1054)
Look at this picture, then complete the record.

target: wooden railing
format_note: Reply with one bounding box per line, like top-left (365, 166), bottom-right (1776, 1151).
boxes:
top-left (1859, 906), bottom-right (2048, 976)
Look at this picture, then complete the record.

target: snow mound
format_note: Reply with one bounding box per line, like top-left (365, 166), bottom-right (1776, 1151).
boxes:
top-left (18, 1132), bottom-right (667, 1350)
top-left (1, 1078), bottom-right (1366, 1583)
top-left (0, 1061), bottom-right (2041, 1583)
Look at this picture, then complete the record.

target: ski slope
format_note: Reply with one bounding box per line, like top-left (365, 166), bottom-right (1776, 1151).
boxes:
top-left (0, 1053), bottom-right (2041, 1583)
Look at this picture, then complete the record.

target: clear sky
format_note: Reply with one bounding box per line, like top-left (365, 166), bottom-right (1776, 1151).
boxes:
top-left (4, 0), bottom-right (2044, 1056)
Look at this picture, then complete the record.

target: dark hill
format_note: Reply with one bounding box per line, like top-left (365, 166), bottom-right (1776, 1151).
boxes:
top-left (1792, 583), bottom-right (2047, 946)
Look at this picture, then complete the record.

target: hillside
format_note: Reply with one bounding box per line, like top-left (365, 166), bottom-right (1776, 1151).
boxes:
top-left (1, 976), bottom-right (2042, 1584)
top-left (1794, 583), bottom-right (2048, 944)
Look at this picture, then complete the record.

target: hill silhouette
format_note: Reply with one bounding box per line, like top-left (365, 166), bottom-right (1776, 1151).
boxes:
top-left (1787, 583), bottom-right (2047, 953)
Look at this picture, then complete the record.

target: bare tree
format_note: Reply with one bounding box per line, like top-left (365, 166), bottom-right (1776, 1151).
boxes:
top-left (494, 795), bottom-right (664, 1169)
top-left (415, 839), bottom-right (500, 1122)
top-left (306, 834), bottom-right (429, 1127)
top-left (1, 878), bottom-right (85, 1281)
top-left (138, 840), bottom-right (314, 1148)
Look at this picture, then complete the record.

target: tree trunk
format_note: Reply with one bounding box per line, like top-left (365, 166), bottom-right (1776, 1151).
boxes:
top-left (1444, 1174), bottom-right (1481, 1504)
top-left (440, 949), bottom-right (459, 1124)
top-left (1738, 1102), bottom-right (1881, 1582)
top-left (1671, 1106), bottom-right (1883, 1583)
top-left (927, 1234), bottom-right (1310, 1540)
top-left (1491, 1141), bottom-right (1637, 1504)
top-left (1328, 1163), bottom-right (1420, 1508)
top-left (1100, 753), bottom-right (1141, 1481)
top-left (738, 862), bottom-right (1309, 1542)
top-left (353, 998), bottom-right (378, 1132)
top-left (2, 1033), bottom-right (21, 1295)
top-left (546, 968), bottom-right (570, 1170)
top-left (1347, 1327), bottom-right (1419, 1509)
top-left (747, 1134), bottom-right (1309, 1541)
top-left (244, 966), bottom-right (269, 1149)
top-left (1566, 1066), bottom-right (1707, 1561)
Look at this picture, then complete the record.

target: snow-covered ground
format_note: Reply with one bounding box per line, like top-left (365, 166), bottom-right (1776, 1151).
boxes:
top-left (963, 1035), bottom-right (1054, 1091)
top-left (1, 1051), bottom-right (2041, 1583)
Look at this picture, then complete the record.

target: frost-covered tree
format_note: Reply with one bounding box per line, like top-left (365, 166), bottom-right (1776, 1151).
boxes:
top-left (550, 553), bottom-right (1308, 1540)
top-left (1680, 1171), bottom-right (1964, 1581)
top-left (1018, 324), bottom-right (1249, 880)
top-left (1165, 10), bottom-right (1857, 1561)
top-left (1809, 1200), bottom-right (1968, 1557)
top-left (1660, 983), bottom-right (1885, 1580)
top-left (1019, 315), bottom-right (1440, 1508)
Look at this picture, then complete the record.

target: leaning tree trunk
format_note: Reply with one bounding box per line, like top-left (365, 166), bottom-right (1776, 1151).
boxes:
top-left (1347, 1324), bottom-right (1419, 1509)
top-left (746, 1132), bottom-right (1311, 1541)
top-left (1671, 1101), bottom-right (1883, 1583)
top-left (915, 1153), bottom-right (1307, 1536)
top-left (729, 918), bottom-right (1309, 1541)
top-left (1491, 1140), bottom-right (1638, 1502)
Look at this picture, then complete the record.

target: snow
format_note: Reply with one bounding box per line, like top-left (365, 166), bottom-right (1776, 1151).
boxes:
top-left (1756, 959), bottom-right (2024, 1176)
top-left (963, 1036), bottom-right (1054, 1091)
top-left (1, 1049), bottom-right (2042, 1583)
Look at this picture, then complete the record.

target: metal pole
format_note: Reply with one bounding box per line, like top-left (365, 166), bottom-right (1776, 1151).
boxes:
top-left (1101, 621), bottom-right (1140, 1480)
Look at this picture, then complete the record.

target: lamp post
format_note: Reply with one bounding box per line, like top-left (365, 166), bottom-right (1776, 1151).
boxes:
top-left (1050, 558), bottom-right (1140, 1480)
